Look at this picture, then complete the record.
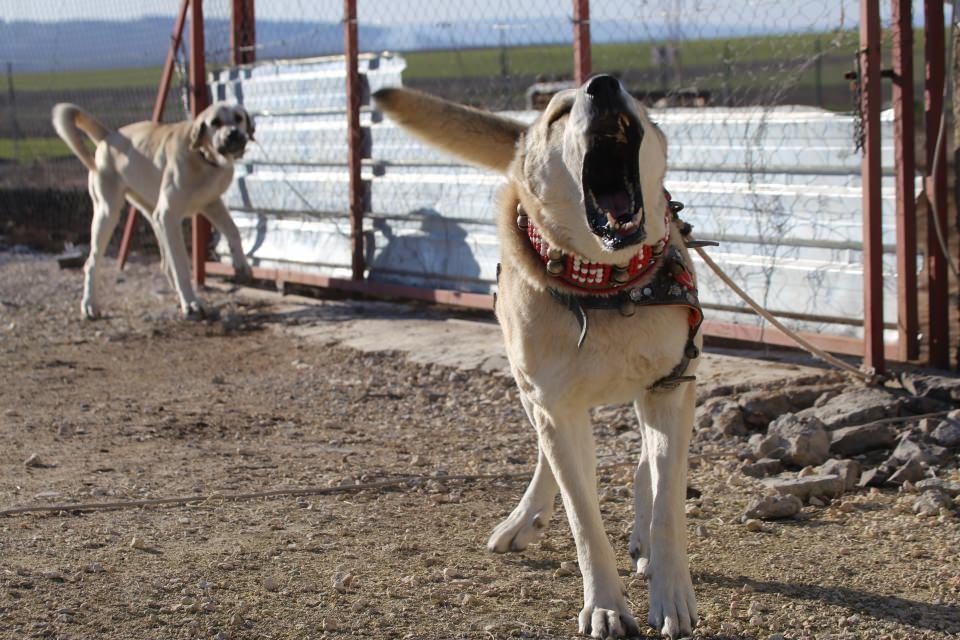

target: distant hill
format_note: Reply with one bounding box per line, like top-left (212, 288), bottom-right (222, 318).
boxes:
top-left (0, 15), bottom-right (821, 74)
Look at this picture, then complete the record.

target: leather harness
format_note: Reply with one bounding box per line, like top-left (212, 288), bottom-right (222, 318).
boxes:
top-left (505, 194), bottom-right (714, 391)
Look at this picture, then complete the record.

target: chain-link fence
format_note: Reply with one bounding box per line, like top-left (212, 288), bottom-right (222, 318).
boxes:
top-left (0, 0), bottom-right (936, 355)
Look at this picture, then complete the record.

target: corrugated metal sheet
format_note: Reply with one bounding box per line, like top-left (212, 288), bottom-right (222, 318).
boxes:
top-left (213, 54), bottom-right (914, 341)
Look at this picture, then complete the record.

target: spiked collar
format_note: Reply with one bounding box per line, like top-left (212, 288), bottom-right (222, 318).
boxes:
top-left (516, 199), bottom-right (672, 295)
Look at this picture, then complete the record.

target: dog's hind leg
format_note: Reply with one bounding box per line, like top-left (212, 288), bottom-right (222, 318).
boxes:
top-left (636, 383), bottom-right (698, 639)
top-left (488, 391), bottom-right (559, 552)
top-left (628, 421), bottom-right (653, 576)
top-left (202, 198), bottom-right (253, 283)
top-left (488, 444), bottom-right (558, 552)
top-left (81, 173), bottom-right (124, 320)
top-left (530, 401), bottom-right (639, 639)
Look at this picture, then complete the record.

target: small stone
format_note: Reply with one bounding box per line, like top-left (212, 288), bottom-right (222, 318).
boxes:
top-left (766, 413), bottom-right (830, 467)
top-left (745, 519), bottom-right (763, 532)
top-left (816, 458), bottom-right (861, 491)
top-left (739, 391), bottom-right (791, 428)
top-left (761, 474), bottom-right (844, 501)
top-left (42, 570), bottom-right (64, 581)
top-left (797, 466), bottom-right (816, 478)
top-left (322, 618), bottom-right (338, 632)
top-left (808, 495), bottom-right (826, 507)
top-left (694, 524), bottom-right (709, 538)
top-left (331, 571), bottom-right (353, 593)
top-left (858, 466), bottom-right (891, 487)
top-left (744, 494), bottom-right (803, 520)
top-left (554, 561), bottom-right (578, 577)
top-left (263, 576), bottom-right (279, 592)
top-left (930, 420), bottom-right (960, 448)
top-left (741, 458), bottom-right (783, 478)
top-left (460, 594), bottom-right (476, 607)
top-left (23, 453), bottom-right (44, 468)
top-left (129, 536), bottom-right (147, 550)
top-left (913, 492), bottom-right (950, 517)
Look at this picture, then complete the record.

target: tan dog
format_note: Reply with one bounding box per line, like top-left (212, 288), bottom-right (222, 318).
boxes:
top-left (375, 76), bottom-right (702, 639)
top-left (52, 101), bottom-right (254, 319)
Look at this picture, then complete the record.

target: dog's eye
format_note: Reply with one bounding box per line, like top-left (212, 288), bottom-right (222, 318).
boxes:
top-left (235, 112), bottom-right (245, 122)
top-left (211, 117), bottom-right (222, 127)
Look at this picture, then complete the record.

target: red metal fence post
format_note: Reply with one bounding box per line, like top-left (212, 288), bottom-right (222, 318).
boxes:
top-left (860, 0), bottom-right (885, 373)
top-left (231, 0), bottom-right (255, 65)
top-left (190, 0), bottom-right (212, 286)
top-left (572, 0), bottom-right (591, 85)
top-left (344, 0), bottom-right (364, 281)
top-left (117, 0), bottom-right (190, 270)
top-left (892, 0), bottom-right (919, 360)
top-left (925, 0), bottom-right (949, 368)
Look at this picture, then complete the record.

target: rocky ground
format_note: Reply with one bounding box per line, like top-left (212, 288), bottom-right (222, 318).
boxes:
top-left (0, 249), bottom-right (958, 640)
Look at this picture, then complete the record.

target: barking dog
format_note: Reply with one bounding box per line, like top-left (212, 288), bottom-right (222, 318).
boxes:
top-left (375, 76), bottom-right (702, 639)
top-left (52, 101), bottom-right (255, 319)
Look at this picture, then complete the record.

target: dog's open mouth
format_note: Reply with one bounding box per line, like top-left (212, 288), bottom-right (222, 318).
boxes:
top-left (582, 112), bottom-right (644, 251)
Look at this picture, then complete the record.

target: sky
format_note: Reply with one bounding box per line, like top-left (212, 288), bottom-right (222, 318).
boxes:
top-left (0, 0), bottom-right (934, 27)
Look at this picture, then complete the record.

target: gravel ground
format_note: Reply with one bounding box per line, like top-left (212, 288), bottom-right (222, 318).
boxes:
top-left (0, 252), bottom-right (958, 640)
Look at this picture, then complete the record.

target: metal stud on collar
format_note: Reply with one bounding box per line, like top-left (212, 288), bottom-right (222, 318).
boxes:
top-left (516, 203), bottom-right (528, 230)
top-left (610, 265), bottom-right (631, 284)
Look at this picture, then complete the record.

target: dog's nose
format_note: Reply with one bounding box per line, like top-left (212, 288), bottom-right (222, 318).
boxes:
top-left (585, 75), bottom-right (622, 108)
top-left (227, 128), bottom-right (244, 141)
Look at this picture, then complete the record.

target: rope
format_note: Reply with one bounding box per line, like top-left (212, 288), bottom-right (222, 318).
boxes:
top-left (691, 244), bottom-right (876, 383)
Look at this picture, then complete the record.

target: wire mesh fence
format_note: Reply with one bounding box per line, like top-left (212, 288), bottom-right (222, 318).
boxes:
top-left (0, 0), bottom-right (934, 350)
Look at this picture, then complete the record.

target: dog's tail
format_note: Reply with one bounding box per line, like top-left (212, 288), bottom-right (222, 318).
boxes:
top-left (373, 88), bottom-right (525, 174)
top-left (51, 103), bottom-right (111, 172)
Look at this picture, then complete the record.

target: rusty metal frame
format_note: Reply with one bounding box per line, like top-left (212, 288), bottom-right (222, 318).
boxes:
top-left (891, 0), bottom-right (919, 360)
top-left (859, 0), bottom-right (885, 373)
top-left (572, 0), bottom-right (592, 84)
top-left (344, 0), bottom-right (365, 281)
top-left (231, 0), bottom-right (256, 65)
top-left (195, 0), bottom-right (928, 365)
top-left (190, 0), bottom-right (212, 286)
top-left (117, 0), bottom-right (190, 270)
top-left (925, 0), bottom-right (949, 368)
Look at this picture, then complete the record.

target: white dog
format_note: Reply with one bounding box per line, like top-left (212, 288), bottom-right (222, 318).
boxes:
top-left (52, 101), bottom-right (254, 319)
top-left (375, 76), bottom-right (702, 639)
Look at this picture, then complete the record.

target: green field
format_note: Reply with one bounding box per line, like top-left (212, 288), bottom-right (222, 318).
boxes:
top-left (0, 137), bottom-right (71, 162)
top-left (8, 30), bottom-right (876, 91)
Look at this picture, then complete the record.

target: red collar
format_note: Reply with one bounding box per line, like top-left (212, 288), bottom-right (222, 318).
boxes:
top-left (518, 205), bottom-right (671, 294)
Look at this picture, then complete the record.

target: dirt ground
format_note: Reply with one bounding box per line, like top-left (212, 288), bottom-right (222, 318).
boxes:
top-left (1, 252), bottom-right (958, 640)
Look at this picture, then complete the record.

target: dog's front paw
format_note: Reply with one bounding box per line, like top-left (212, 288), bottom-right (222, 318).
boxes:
top-left (233, 260), bottom-right (254, 284)
top-left (181, 300), bottom-right (207, 321)
top-left (578, 596), bottom-right (640, 639)
top-left (646, 564), bottom-right (697, 639)
top-left (81, 299), bottom-right (101, 321)
top-left (487, 505), bottom-right (553, 553)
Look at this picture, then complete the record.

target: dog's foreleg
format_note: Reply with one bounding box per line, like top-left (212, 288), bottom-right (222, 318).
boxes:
top-left (203, 199), bottom-right (253, 283)
top-left (628, 418), bottom-right (653, 575)
top-left (81, 175), bottom-right (124, 320)
top-left (529, 401), bottom-right (639, 639)
top-left (637, 383), bottom-right (698, 639)
top-left (154, 198), bottom-right (204, 319)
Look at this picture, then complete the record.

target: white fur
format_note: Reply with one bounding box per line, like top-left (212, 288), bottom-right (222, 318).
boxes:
top-left (52, 101), bottom-right (254, 319)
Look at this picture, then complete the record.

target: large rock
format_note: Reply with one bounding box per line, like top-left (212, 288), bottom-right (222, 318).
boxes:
top-left (750, 433), bottom-right (787, 460)
top-left (887, 457), bottom-right (927, 485)
top-left (762, 474), bottom-right (845, 501)
top-left (796, 387), bottom-right (906, 430)
top-left (816, 458), bottom-right (861, 491)
top-left (744, 494), bottom-right (803, 520)
top-left (891, 435), bottom-right (950, 466)
top-left (739, 391), bottom-right (791, 429)
top-left (930, 419), bottom-right (960, 448)
top-left (913, 491), bottom-right (950, 517)
top-left (828, 422), bottom-right (897, 456)
top-left (696, 397), bottom-right (746, 437)
top-left (900, 372), bottom-right (960, 403)
top-left (767, 413), bottom-right (830, 467)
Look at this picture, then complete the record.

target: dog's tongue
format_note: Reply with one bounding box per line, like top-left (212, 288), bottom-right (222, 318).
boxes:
top-left (597, 190), bottom-right (632, 221)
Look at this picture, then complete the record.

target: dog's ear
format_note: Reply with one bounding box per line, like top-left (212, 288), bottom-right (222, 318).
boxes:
top-left (189, 119), bottom-right (207, 150)
top-left (242, 108), bottom-right (255, 141)
top-left (373, 88), bottom-right (524, 174)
